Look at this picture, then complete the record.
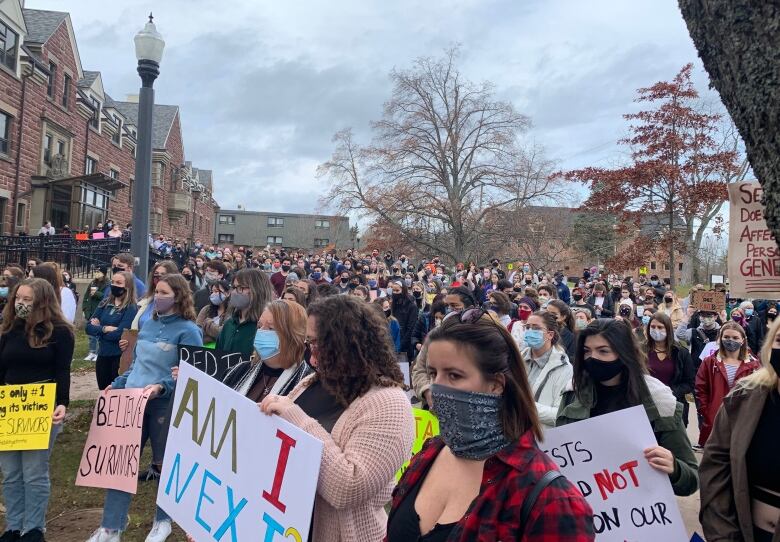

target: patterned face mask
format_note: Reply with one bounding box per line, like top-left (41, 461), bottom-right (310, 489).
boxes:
top-left (430, 383), bottom-right (510, 460)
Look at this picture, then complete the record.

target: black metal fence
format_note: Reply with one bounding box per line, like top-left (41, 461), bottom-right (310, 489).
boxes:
top-left (0, 235), bottom-right (162, 277)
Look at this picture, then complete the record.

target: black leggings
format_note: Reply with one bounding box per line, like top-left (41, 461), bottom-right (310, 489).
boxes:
top-left (754, 526), bottom-right (775, 542)
top-left (95, 355), bottom-right (121, 390)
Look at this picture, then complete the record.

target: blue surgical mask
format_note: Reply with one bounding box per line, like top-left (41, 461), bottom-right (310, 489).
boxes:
top-left (524, 328), bottom-right (545, 349)
top-left (0, 287), bottom-right (8, 298)
top-left (253, 329), bottom-right (280, 360)
top-left (209, 292), bottom-right (225, 306)
top-left (641, 315), bottom-right (651, 325)
top-left (368, 280), bottom-right (377, 288)
top-left (311, 272), bottom-right (322, 280)
top-left (744, 308), bottom-right (754, 317)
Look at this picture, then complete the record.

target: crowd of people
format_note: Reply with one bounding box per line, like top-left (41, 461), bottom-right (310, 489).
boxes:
top-left (0, 244), bottom-right (776, 542)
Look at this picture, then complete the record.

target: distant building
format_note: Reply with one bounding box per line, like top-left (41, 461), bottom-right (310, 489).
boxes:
top-left (214, 210), bottom-right (351, 251)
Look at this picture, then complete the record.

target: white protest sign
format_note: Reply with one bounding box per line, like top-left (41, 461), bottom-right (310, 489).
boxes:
top-left (542, 406), bottom-right (687, 541)
top-left (157, 362), bottom-right (323, 542)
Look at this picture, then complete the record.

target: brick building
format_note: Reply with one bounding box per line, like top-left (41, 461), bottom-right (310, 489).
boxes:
top-left (0, 2), bottom-right (217, 240)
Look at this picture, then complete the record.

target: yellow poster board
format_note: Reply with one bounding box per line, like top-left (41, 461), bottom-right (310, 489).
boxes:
top-left (639, 266), bottom-right (649, 275)
top-left (396, 408), bottom-right (439, 481)
top-left (0, 384), bottom-right (56, 451)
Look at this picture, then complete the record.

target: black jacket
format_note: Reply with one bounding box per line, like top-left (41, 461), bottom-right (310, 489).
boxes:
top-left (689, 325), bottom-right (720, 368)
top-left (559, 326), bottom-right (576, 361)
top-left (744, 315), bottom-right (764, 355)
top-left (411, 312), bottom-right (433, 354)
top-left (392, 296), bottom-right (419, 357)
top-left (193, 286), bottom-right (211, 314)
top-left (668, 346), bottom-right (695, 403)
top-left (586, 294), bottom-right (614, 318)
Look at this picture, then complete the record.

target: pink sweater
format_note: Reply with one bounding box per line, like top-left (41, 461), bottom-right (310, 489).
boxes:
top-left (279, 376), bottom-right (415, 542)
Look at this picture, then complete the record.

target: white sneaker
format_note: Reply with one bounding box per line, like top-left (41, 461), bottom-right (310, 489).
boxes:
top-left (84, 352), bottom-right (94, 361)
top-left (89, 352), bottom-right (99, 361)
top-left (86, 528), bottom-right (121, 542)
top-left (145, 520), bottom-right (171, 542)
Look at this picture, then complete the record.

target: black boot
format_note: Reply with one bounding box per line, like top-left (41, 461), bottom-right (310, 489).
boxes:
top-left (0, 531), bottom-right (21, 542)
top-left (19, 530), bottom-right (44, 542)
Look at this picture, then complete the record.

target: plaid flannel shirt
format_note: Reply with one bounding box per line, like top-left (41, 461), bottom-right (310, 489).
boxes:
top-left (387, 431), bottom-right (594, 542)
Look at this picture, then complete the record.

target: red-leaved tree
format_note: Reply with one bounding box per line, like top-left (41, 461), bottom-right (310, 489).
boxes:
top-left (565, 64), bottom-right (746, 286)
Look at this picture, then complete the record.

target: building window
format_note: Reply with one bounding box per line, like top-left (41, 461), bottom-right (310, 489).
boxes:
top-left (218, 234), bottom-right (234, 244)
top-left (267, 217), bottom-right (284, 228)
top-left (46, 62), bottom-right (56, 97)
top-left (62, 74), bottom-right (71, 108)
top-left (151, 162), bottom-right (163, 187)
top-left (111, 114), bottom-right (121, 145)
top-left (0, 112), bottom-right (9, 155)
top-left (314, 238), bottom-right (329, 247)
top-left (43, 134), bottom-right (53, 164)
top-left (128, 179), bottom-right (133, 204)
top-left (89, 97), bottom-right (101, 130)
top-left (150, 211), bottom-right (162, 235)
top-left (109, 169), bottom-right (119, 180)
top-left (0, 22), bottom-right (18, 71)
top-left (218, 215), bottom-right (235, 224)
top-left (678, 262), bottom-right (683, 271)
top-left (15, 202), bottom-right (25, 228)
top-left (267, 236), bottom-right (283, 245)
top-left (315, 219), bottom-right (330, 229)
top-left (650, 261), bottom-right (657, 270)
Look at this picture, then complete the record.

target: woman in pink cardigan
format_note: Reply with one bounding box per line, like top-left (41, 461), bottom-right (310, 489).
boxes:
top-left (261, 295), bottom-right (415, 542)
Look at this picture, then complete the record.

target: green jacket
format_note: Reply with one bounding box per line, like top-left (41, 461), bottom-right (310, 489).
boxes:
top-left (82, 278), bottom-right (108, 319)
top-left (556, 375), bottom-right (699, 497)
top-left (215, 314), bottom-right (258, 357)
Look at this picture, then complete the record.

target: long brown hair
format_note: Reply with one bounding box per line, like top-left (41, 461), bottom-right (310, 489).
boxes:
top-left (30, 262), bottom-right (63, 303)
top-left (646, 312), bottom-right (674, 353)
top-left (154, 274), bottom-right (197, 321)
top-left (144, 260), bottom-right (179, 299)
top-left (307, 295), bottom-right (404, 407)
top-left (427, 312), bottom-right (543, 441)
top-left (0, 278), bottom-right (73, 347)
top-left (266, 300), bottom-right (307, 369)
top-left (231, 268), bottom-right (274, 323)
top-left (99, 271), bottom-right (137, 311)
top-left (718, 321), bottom-right (749, 360)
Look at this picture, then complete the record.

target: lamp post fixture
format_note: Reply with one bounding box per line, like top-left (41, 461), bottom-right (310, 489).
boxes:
top-left (130, 14), bottom-right (165, 278)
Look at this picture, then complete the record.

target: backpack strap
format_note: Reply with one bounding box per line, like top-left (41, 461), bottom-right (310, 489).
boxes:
top-left (521, 470), bottom-right (565, 528)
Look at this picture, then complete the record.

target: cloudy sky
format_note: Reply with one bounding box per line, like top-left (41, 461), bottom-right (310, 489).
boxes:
top-left (32, 0), bottom-right (722, 216)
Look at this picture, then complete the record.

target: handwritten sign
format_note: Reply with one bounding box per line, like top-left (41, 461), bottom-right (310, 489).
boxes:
top-left (76, 388), bottom-right (152, 493)
top-left (728, 182), bottom-right (780, 298)
top-left (690, 290), bottom-right (726, 313)
top-left (0, 384), bottom-right (56, 451)
top-left (178, 344), bottom-right (248, 382)
top-left (542, 406), bottom-right (687, 541)
top-left (397, 408), bottom-right (439, 480)
top-left (157, 362), bottom-right (323, 542)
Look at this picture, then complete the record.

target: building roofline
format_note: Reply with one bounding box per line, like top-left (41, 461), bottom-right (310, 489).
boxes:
top-left (217, 210), bottom-right (348, 220)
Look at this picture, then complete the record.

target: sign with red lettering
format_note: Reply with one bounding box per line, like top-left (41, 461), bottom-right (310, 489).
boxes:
top-left (75, 388), bottom-right (152, 493)
top-left (728, 182), bottom-right (780, 298)
top-left (690, 290), bottom-right (726, 313)
top-left (542, 406), bottom-right (687, 541)
top-left (157, 362), bottom-right (323, 542)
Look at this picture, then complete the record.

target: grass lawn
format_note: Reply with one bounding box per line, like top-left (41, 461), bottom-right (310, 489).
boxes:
top-left (71, 328), bottom-right (93, 373)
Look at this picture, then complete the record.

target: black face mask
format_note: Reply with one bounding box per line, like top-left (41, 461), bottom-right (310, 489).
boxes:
top-left (110, 285), bottom-right (126, 298)
top-left (573, 293), bottom-right (583, 301)
top-left (112, 267), bottom-right (123, 274)
top-left (525, 279), bottom-right (532, 285)
top-left (340, 277), bottom-right (348, 284)
top-left (384, 309), bottom-right (391, 318)
top-left (281, 265), bottom-right (291, 272)
top-left (769, 312), bottom-right (778, 321)
top-left (771, 348), bottom-right (780, 376)
top-left (413, 291), bottom-right (422, 298)
top-left (584, 357), bottom-right (625, 383)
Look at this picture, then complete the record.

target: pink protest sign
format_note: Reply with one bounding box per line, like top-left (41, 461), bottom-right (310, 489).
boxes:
top-left (75, 388), bottom-right (152, 494)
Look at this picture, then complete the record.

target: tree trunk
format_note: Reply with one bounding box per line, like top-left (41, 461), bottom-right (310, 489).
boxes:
top-left (678, 1), bottom-right (780, 243)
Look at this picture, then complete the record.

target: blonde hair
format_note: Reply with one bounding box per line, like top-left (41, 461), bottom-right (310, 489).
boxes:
top-left (265, 300), bottom-right (307, 369)
top-left (739, 317), bottom-right (780, 390)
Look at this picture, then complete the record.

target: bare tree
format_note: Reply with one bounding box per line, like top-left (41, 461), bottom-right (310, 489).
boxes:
top-left (317, 49), bottom-right (560, 264)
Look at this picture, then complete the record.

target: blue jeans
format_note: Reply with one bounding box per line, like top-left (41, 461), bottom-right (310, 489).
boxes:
top-left (88, 335), bottom-right (99, 354)
top-left (101, 396), bottom-right (171, 530)
top-left (0, 423), bottom-right (62, 534)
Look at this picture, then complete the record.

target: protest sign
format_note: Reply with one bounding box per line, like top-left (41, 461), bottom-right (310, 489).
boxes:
top-left (728, 182), bottom-right (780, 298)
top-left (158, 362), bottom-right (323, 542)
top-left (542, 406), bottom-right (687, 541)
top-left (178, 344), bottom-right (248, 382)
top-left (76, 388), bottom-right (152, 493)
top-left (0, 383), bottom-right (56, 451)
top-left (690, 290), bottom-right (726, 313)
top-left (397, 408), bottom-right (439, 480)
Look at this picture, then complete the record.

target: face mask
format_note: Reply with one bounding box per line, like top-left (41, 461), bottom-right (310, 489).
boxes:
top-left (229, 291), bottom-right (251, 310)
top-left (311, 272), bottom-right (322, 280)
top-left (744, 308), bottom-right (754, 317)
top-left (404, 278), bottom-right (412, 287)
top-left (584, 357), bottom-right (624, 383)
top-left (524, 329), bottom-right (546, 349)
top-left (525, 279), bottom-right (532, 285)
top-left (430, 384), bottom-right (510, 460)
top-left (650, 280), bottom-right (659, 286)
top-left (196, 261), bottom-right (204, 268)
top-left (112, 266), bottom-right (123, 275)
top-left (93, 271), bottom-right (104, 279)
top-left (768, 312), bottom-right (777, 321)
top-left (732, 314), bottom-right (743, 322)
top-left (413, 291), bottom-right (422, 298)
top-left (664, 297), bottom-right (673, 304)
top-left (15, 302), bottom-right (32, 319)
top-left (154, 295), bottom-right (175, 314)
top-left (641, 315), bottom-right (651, 326)
top-left (770, 348), bottom-right (780, 375)
top-left (701, 316), bottom-right (716, 327)
top-left (523, 266), bottom-right (530, 272)
top-left (281, 265), bottom-right (291, 272)
top-left (366, 280), bottom-right (376, 288)
top-left (722, 338), bottom-right (742, 352)
top-left (649, 328), bottom-right (667, 342)
top-left (575, 319), bottom-right (588, 330)
top-left (0, 287), bottom-right (7, 298)
top-left (254, 329), bottom-right (281, 360)
top-left (209, 292), bottom-right (226, 306)
top-left (384, 308), bottom-right (391, 318)
top-left (426, 293), bottom-right (436, 305)
top-left (110, 285), bottom-right (126, 298)
top-left (205, 272), bottom-right (219, 283)
top-left (518, 308), bottom-right (532, 321)
top-left (340, 277), bottom-right (349, 284)
top-left (538, 295), bottom-right (550, 304)
top-left (386, 287), bottom-right (393, 296)
top-left (573, 293), bottom-right (583, 301)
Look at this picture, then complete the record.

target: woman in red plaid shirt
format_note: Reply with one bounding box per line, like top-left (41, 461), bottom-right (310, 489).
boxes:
top-left (387, 309), bottom-right (594, 542)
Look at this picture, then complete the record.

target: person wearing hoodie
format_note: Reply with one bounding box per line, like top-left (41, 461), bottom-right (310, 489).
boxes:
top-left (557, 318), bottom-right (699, 497)
top-left (676, 309), bottom-right (722, 367)
top-left (508, 296), bottom-right (538, 351)
top-left (739, 300), bottom-right (766, 355)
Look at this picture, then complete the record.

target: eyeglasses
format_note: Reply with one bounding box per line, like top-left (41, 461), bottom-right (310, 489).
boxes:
top-left (233, 285), bottom-right (251, 294)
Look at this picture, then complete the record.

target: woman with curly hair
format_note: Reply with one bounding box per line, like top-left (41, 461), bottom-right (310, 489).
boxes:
top-left (261, 295), bottom-right (414, 542)
top-left (87, 274), bottom-right (202, 542)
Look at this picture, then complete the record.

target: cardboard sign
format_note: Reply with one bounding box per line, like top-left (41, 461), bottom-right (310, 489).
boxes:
top-left (0, 384), bottom-right (56, 451)
top-left (157, 362), bottom-right (323, 542)
top-left (728, 182), bottom-right (780, 298)
top-left (76, 388), bottom-right (152, 493)
top-left (690, 290), bottom-right (726, 313)
top-left (542, 406), bottom-right (687, 541)
top-left (119, 329), bottom-right (138, 375)
top-left (178, 344), bottom-right (248, 382)
top-left (397, 408), bottom-right (439, 481)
